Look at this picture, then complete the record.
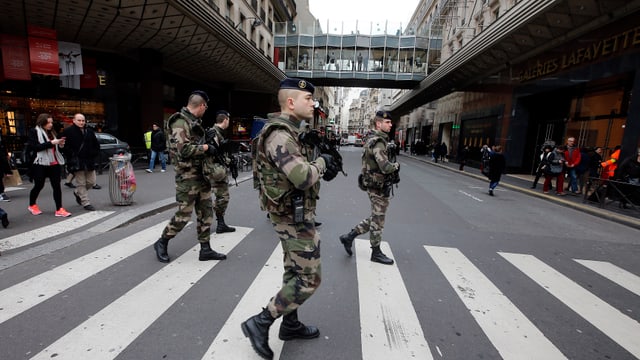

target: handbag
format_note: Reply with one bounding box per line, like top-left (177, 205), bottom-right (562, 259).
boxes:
top-left (4, 169), bottom-right (23, 186)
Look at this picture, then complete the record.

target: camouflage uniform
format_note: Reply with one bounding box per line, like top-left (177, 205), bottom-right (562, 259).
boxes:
top-left (254, 112), bottom-right (327, 318)
top-left (203, 125), bottom-right (230, 216)
top-left (161, 107), bottom-right (213, 243)
top-left (354, 130), bottom-right (398, 247)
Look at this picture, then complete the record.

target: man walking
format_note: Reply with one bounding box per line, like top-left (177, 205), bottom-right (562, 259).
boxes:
top-left (338, 110), bottom-right (399, 265)
top-left (203, 110), bottom-right (235, 233)
top-left (61, 113), bottom-right (100, 211)
top-left (564, 137), bottom-right (581, 194)
top-left (241, 78), bottom-right (339, 360)
top-left (146, 123), bottom-right (167, 173)
top-left (153, 90), bottom-right (227, 263)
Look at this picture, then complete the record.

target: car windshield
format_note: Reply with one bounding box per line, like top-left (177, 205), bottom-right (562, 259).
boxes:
top-left (97, 134), bottom-right (117, 144)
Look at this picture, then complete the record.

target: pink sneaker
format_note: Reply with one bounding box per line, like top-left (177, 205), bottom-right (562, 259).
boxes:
top-left (55, 208), bottom-right (72, 217)
top-left (28, 204), bottom-right (43, 215)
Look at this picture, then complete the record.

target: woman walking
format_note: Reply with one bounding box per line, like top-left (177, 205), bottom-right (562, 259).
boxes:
top-left (27, 113), bottom-right (71, 217)
top-left (487, 145), bottom-right (506, 196)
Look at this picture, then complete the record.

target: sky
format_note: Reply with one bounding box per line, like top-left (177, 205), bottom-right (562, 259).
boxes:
top-left (308, 0), bottom-right (420, 34)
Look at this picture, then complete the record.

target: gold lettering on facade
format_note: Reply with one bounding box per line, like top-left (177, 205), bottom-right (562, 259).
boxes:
top-left (520, 26), bottom-right (640, 82)
top-left (98, 75), bottom-right (106, 86)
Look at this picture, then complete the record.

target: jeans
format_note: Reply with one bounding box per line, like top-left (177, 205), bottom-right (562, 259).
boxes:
top-left (567, 168), bottom-right (578, 192)
top-left (149, 150), bottom-right (166, 171)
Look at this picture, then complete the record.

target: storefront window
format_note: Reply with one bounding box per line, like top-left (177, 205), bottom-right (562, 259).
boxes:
top-left (568, 87), bottom-right (626, 150)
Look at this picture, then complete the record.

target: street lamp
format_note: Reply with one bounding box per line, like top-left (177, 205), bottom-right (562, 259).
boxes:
top-left (235, 17), bottom-right (263, 30)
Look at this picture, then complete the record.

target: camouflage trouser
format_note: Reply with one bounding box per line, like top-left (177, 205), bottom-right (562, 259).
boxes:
top-left (162, 174), bottom-right (213, 243)
top-left (212, 180), bottom-right (229, 217)
top-left (266, 212), bottom-right (321, 318)
top-left (354, 188), bottom-right (390, 247)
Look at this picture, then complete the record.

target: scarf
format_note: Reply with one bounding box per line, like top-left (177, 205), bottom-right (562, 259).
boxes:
top-left (33, 126), bottom-right (66, 166)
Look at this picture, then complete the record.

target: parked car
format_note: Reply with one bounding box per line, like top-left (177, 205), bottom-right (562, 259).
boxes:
top-left (354, 138), bottom-right (364, 147)
top-left (96, 132), bottom-right (130, 170)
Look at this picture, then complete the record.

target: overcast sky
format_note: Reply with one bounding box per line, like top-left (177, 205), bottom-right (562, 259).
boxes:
top-left (308, 0), bottom-right (419, 34)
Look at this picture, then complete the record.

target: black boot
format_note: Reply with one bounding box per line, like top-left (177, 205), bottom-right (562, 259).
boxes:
top-left (216, 215), bottom-right (236, 234)
top-left (371, 246), bottom-right (394, 265)
top-left (339, 229), bottom-right (358, 256)
top-left (241, 308), bottom-right (276, 360)
top-left (153, 237), bottom-right (170, 263)
top-left (278, 309), bottom-right (320, 340)
top-left (199, 242), bottom-right (227, 261)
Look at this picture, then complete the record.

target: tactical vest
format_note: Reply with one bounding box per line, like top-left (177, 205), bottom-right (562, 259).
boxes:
top-left (361, 134), bottom-right (387, 189)
top-left (253, 118), bottom-right (316, 214)
top-left (164, 109), bottom-right (205, 167)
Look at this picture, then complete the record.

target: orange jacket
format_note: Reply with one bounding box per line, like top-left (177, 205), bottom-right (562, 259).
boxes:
top-left (600, 148), bottom-right (620, 179)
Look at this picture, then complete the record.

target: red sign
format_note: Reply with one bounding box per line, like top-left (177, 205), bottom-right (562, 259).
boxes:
top-left (0, 34), bottom-right (31, 80)
top-left (28, 36), bottom-right (59, 75)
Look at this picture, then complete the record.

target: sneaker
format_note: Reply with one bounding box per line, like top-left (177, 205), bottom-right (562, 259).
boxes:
top-left (28, 204), bottom-right (43, 215)
top-left (64, 182), bottom-right (76, 188)
top-left (92, 184), bottom-right (102, 190)
top-left (145, 169), bottom-right (153, 173)
top-left (543, 191), bottom-right (549, 194)
top-left (73, 191), bottom-right (82, 205)
top-left (160, 169), bottom-right (166, 173)
top-left (1, 212), bottom-right (8, 228)
top-left (55, 208), bottom-right (72, 217)
top-left (84, 204), bottom-right (96, 211)
top-left (488, 189), bottom-right (494, 196)
top-left (557, 192), bottom-right (567, 196)
top-left (0, 193), bottom-right (10, 202)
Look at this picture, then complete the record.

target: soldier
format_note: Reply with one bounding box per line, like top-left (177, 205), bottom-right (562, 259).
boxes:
top-left (241, 78), bottom-right (339, 360)
top-left (153, 90), bottom-right (227, 263)
top-left (338, 110), bottom-right (399, 265)
top-left (203, 110), bottom-right (235, 233)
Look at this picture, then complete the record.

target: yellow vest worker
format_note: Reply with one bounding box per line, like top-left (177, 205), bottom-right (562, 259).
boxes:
top-left (144, 130), bottom-right (152, 150)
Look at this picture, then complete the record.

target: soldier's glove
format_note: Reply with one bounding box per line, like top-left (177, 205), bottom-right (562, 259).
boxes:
top-left (205, 144), bottom-right (217, 156)
top-left (319, 154), bottom-right (339, 181)
top-left (393, 162), bottom-right (400, 171)
top-left (205, 128), bottom-right (217, 143)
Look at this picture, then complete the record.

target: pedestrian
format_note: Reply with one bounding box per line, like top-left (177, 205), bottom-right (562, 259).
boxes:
top-left (480, 144), bottom-right (491, 176)
top-left (531, 144), bottom-right (553, 189)
top-left (543, 145), bottom-right (567, 195)
top-left (146, 123), bottom-right (167, 173)
top-left (153, 90), bottom-right (227, 263)
top-left (564, 137), bottom-right (581, 194)
top-left (241, 78), bottom-right (339, 360)
top-left (26, 113), bottom-right (71, 217)
top-left (440, 142), bottom-right (448, 162)
top-left (576, 147), bottom-right (590, 194)
top-left (601, 145), bottom-right (621, 180)
top-left (202, 110), bottom-right (235, 234)
top-left (338, 110), bottom-right (400, 264)
top-left (0, 129), bottom-right (11, 202)
top-left (487, 145), bottom-right (506, 196)
top-left (458, 145), bottom-right (469, 171)
top-left (61, 113), bottom-right (101, 211)
top-left (614, 148), bottom-right (640, 208)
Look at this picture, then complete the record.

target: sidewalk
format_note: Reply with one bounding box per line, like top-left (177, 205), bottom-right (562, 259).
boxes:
top-left (399, 152), bottom-right (640, 230)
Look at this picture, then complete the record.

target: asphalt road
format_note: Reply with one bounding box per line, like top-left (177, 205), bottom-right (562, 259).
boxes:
top-left (0, 147), bottom-right (638, 360)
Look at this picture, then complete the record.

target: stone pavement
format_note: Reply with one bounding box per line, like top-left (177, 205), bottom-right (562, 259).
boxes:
top-left (399, 152), bottom-right (640, 230)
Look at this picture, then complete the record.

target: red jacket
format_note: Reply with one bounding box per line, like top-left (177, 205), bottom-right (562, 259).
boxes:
top-left (564, 146), bottom-right (581, 168)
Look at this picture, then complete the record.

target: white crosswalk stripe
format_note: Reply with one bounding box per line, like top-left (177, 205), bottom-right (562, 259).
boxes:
top-left (1, 228), bottom-right (639, 360)
top-left (501, 252), bottom-right (640, 358)
top-left (357, 240), bottom-right (433, 360)
top-left (204, 244), bottom-right (285, 360)
top-left (29, 226), bottom-right (252, 360)
top-left (425, 246), bottom-right (567, 360)
top-left (0, 210), bottom-right (114, 252)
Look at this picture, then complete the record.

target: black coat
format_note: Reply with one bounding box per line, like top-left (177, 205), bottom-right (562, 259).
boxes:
top-left (488, 152), bottom-right (506, 182)
top-left (61, 125), bottom-right (100, 170)
top-left (151, 129), bottom-right (166, 152)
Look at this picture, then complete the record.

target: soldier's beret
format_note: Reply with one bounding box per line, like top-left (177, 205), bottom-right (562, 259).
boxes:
top-left (279, 78), bottom-right (314, 94)
top-left (375, 110), bottom-right (392, 120)
top-left (216, 110), bottom-right (230, 117)
top-left (191, 90), bottom-right (210, 103)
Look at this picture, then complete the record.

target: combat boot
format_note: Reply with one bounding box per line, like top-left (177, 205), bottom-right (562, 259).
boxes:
top-left (339, 229), bottom-right (358, 256)
top-left (215, 215), bottom-right (236, 233)
top-left (199, 242), bottom-right (227, 261)
top-left (153, 237), bottom-right (170, 263)
top-left (241, 308), bottom-right (276, 360)
top-left (278, 309), bottom-right (320, 340)
top-left (371, 246), bottom-right (394, 265)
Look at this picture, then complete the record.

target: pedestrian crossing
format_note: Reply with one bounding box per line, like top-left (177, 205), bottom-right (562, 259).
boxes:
top-left (0, 228), bottom-right (638, 360)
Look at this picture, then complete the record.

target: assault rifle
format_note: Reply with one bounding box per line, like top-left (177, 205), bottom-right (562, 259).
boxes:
top-left (299, 129), bottom-right (347, 176)
top-left (384, 141), bottom-right (400, 196)
top-left (205, 129), bottom-right (239, 186)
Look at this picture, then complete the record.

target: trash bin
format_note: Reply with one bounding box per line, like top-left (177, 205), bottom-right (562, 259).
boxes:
top-left (109, 153), bottom-right (136, 205)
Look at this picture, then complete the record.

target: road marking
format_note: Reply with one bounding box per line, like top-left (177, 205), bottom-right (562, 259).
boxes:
top-left (357, 240), bottom-right (433, 360)
top-left (203, 245), bottom-right (284, 360)
top-left (0, 211), bottom-right (114, 252)
top-left (458, 190), bottom-right (484, 202)
top-left (574, 259), bottom-right (640, 297)
top-left (0, 221), bottom-right (166, 324)
top-left (29, 227), bottom-right (251, 360)
top-left (501, 252), bottom-right (640, 358)
top-left (426, 246), bottom-right (567, 360)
